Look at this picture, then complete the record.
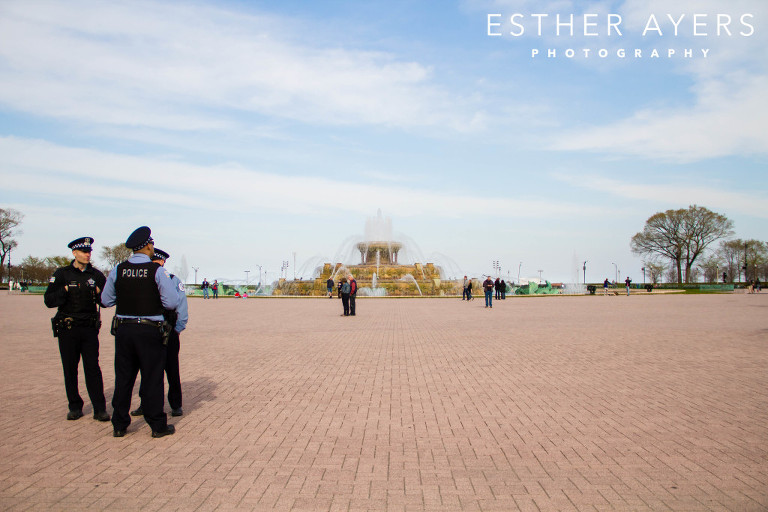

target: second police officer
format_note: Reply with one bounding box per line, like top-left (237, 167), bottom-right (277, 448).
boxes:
top-left (100, 226), bottom-right (181, 438)
top-left (44, 237), bottom-right (110, 422)
top-left (130, 247), bottom-right (188, 418)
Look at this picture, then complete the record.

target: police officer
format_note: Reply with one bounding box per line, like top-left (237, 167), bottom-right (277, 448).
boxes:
top-left (131, 248), bottom-right (188, 418)
top-left (44, 237), bottom-right (110, 422)
top-left (100, 227), bottom-right (180, 438)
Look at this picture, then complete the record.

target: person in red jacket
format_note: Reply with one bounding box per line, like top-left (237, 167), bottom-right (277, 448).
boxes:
top-left (348, 274), bottom-right (358, 316)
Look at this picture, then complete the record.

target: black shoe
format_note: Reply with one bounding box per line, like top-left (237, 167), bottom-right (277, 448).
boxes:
top-left (171, 408), bottom-right (183, 417)
top-left (93, 411), bottom-right (111, 422)
top-left (130, 406), bottom-right (143, 416)
top-left (67, 410), bottom-right (84, 421)
top-left (113, 429), bottom-right (126, 437)
top-left (151, 424), bottom-right (176, 438)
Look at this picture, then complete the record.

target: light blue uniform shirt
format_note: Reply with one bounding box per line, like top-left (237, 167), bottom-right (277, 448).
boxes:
top-left (169, 273), bottom-right (188, 333)
top-left (101, 253), bottom-right (181, 321)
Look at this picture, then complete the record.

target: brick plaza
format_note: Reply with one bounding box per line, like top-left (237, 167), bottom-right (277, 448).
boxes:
top-left (0, 292), bottom-right (766, 511)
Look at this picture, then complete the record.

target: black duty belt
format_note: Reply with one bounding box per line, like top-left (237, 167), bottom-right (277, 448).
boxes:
top-left (115, 318), bottom-right (164, 328)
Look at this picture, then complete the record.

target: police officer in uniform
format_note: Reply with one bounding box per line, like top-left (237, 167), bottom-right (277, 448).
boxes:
top-left (131, 248), bottom-right (188, 418)
top-left (44, 237), bottom-right (110, 422)
top-left (100, 227), bottom-right (180, 438)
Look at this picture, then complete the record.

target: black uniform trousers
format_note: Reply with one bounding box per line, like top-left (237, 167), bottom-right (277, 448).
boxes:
top-left (349, 294), bottom-right (356, 316)
top-left (137, 330), bottom-right (182, 410)
top-left (57, 326), bottom-right (107, 413)
top-left (111, 323), bottom-right (168, 432)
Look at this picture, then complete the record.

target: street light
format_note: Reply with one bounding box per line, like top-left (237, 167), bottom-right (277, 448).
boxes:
top-left (517, 262), bottom-right (522, 284)
top-left (642, 266), bottom-right (646, 286)
top-left (255, 264), bottom-right (263, 289)
top-left (583, 260), bottom-right (588, 284)
top-left (492, 260), bottom-right (500, 278)
top-left (244, 270), bottom-right (250, 287)
top-left (612, 262), bottom-right (617, 283)
top-left (538, 269), bottom-right (543, 282)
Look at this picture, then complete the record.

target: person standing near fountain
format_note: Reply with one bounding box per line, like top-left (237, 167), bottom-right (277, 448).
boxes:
top-left (326, 277), bottom-right (334, 299)
top-left (212, 280), bottom-right (219, 299)
top-left (483, 276), bottom-right (494, 308)
top-left (500, 279), bottom-right (506, 299)
top-left (340, 277), bottom-right (350, 316)
top-left (201, 278), bottom-right (209, 299)
top-left (348, 274), bottom-right (357, 316)
top-left (603, 278), bottom-right (610, 296)
top-left (462, 276), bottom-right (469, 300)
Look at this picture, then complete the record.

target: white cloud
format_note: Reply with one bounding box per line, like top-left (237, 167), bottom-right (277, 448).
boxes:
top-left (0, 136), bottom-right (609, 220)
top-left (0, 0), bottom-right (477, 131)
top-left (553, 172), bottom-right (768, 219)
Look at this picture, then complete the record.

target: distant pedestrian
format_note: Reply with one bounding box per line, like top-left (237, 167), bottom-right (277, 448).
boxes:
top-left (212, 280), bottom-right (219, 298)
top-left (500, 279), bottom-right (506, 299)
top-left (603, 278), bottom-right (610, 296)
top-left (201, 278), bottom-right (209, 299)
top-left (467, 279), bottom-right (473, 301)
top-left (462, 276), bottom-right (469, 300)
top-left (340, 277), bottom-right (350, 316)
top-left (348, 274), bottom-right (358, 316)
top-left (483, 276), bottom-right (494, 308)
top-left (625, 277), bottom-right (632, 296)
top-left (494, 278), bottom-right (501, 300)
top-left (326, 278), bottom-right (334, 298)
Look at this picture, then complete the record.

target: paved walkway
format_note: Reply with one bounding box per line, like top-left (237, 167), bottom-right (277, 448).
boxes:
top-left (0, 292), bottom-right (766, 511)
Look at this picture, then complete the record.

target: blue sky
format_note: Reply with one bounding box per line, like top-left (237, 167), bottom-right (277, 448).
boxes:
top-left (1, 0), bottom-right (766, 284)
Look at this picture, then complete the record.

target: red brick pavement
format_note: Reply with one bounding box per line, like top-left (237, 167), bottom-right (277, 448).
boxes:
top-left (0, 292), bottom-right (766, 511)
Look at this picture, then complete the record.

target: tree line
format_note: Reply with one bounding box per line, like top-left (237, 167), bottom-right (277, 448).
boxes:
top-left (631, 205), bottom-right (767, 284)
top-left (2, 205), bottom-right (765, 286)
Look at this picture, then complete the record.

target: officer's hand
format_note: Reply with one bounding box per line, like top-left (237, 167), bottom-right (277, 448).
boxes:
top-left (96, 286), bottom-right (101, 293)
top-left (64, 285), bottom-right (69, 291)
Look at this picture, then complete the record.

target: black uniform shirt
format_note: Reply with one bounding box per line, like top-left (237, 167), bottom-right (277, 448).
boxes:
top-left (44, 262), bottom-right (107, 320)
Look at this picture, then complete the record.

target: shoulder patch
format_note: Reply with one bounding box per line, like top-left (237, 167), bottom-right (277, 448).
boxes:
top-left (49, 276), bottom-right (56, 283)
top-left (178, 282), bottom-right (185, 292)
top-left (163, 269), bottom-right (171, 278)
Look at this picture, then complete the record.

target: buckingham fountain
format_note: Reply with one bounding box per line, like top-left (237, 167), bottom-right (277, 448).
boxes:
top-left (275, 211), bottom-right (458, 296)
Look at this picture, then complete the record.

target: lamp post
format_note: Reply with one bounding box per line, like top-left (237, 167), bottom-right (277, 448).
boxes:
top-left (492, 260), bottom-right (500, 278)
top-left (281, 261), bottom-right (289, 279)
top-left (583, 260), bottom-right (587, 284)
top-left (517, 262), bottom-right (522, 284)
top-left (244, 270), bottom-right (250, 288)
top-left (642, 267), bottom-right (646, 286)
top-left (612, 262), bottom-right (617, 283)
top-left (255, 264), bottom-right (263, 290)
top-left (538, 269), bottom-right (543, 282)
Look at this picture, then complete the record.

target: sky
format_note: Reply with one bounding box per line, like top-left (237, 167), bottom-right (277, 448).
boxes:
top-left (1, 0), bottom-right (766, 285)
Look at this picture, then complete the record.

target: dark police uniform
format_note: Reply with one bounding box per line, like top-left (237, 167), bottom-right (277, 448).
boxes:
top-left (44, 237), bottom-right (109, 421)
top-left (100, 227), bottom-right (180, 438)
top-left (133, 248), bottom-right (188, 418)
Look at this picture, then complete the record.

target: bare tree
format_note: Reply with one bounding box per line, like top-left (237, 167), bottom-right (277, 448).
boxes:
top-left (631, 205), bottom-right (733, 284)
top-left (99, 243), bottom-right (132, 271)
top-left (696, 255), bottom-right (721, 283)
top-left (0, 208), bottom-right (23, 283)
top-left (643, 260), bottom-right (666, 284)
